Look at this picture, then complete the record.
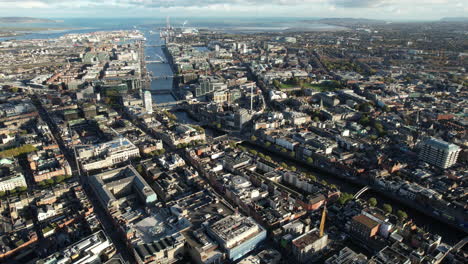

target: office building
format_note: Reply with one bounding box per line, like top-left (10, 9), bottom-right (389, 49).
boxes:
top-left (291, 229), bottom-right (328, 263)
top-left (0, 158), bottom-right (27, 192)
top-left (143, 90), bottom-right (153, 114)
top-left (38, 231), bottom-right (115, 264)
top-left (419, 138), bottom-right (460, 169)
top-left (325, 247), bottom-right (367, 264)
top-left (77, 138), bottom-right (140, 171)
top-left (90, 165), bottom-right (157, 209)
top-left (207, 215), bottom-right (266, 261)
top-left (350, 214), bottom-right (380, 239)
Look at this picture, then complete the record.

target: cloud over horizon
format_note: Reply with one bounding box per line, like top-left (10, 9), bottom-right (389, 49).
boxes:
top-left (0, 0), bottom-right (465, 19)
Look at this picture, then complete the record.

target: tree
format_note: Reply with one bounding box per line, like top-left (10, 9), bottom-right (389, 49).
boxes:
top-left (216, 123), bottom-right (222, 129)
top-left (280, 162), bottom-right (288, 168)
top-left (45, 179), bottom-right (54, 185)
top-left (9, 189), bottom-right (16, 194)
top-left (136, 164), bottom-right (144, 175)
top-left (258, 153), bottom-right (265, 159)
top-left (249, 149), bottom-right (258, 156)
top-left (382, 204), bottom-right (393, 214)
top-left (307, 174), bottom-right (317, 181)
top-left (306, 157), bottom-right (313, 164)
top-left (265, 156), bottom-right (272, 161)
top-left (368, 197), bottom-right (378, 207)
top-left (273, 80), bottom-right (280, 88)
top-left (0, 191), bottom-right (5, 197)
top-left (38, 181), bottom-right (47, 187)
top-left (330, 184), bottom-right (337, 189)
top-left (320, 180), bottom-right (328, 186)
top-left (397, 210), bottom-right (408, 221)
top-left (290, 166), bottom-right (297, 172)
top-left (54, 175), bottom-right (65, 184)
top-left (16, 186), bottom-right (27, 193)
top-left (289, 151), bottom-right (295, 158)
top-left (313, 116), bottom-right (320, 122)
top-left (338, 192), bottom-right (354, 205)
top-left (265, 142), bottom-right (271, 147)
top-left (281, 148), bottom-right (287, 153)
top-left (250, 136), bottom-right (257, 141)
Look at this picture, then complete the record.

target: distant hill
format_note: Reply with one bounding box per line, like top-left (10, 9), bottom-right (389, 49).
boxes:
top-left (440, 17), bottom-right (468, 22)
top-left (315, 18), bottom-right (386, 24)
top-left (0, 17), bottom-right (56, 23)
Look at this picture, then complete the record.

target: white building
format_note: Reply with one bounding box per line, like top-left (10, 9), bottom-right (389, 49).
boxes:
top-left (144, 90), bottom-right (153, 114)
top-left (77, 138), bottom-right (140, 171)
top-left (39, 231), bottom-right (114, 264)
top-left (419, 138), bottom-right (460, 169)
top-left (0, 158), bottom-right (27, 192)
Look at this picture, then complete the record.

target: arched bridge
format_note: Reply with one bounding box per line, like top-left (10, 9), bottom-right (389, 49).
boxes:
top-left (354, 186), bottom-right (370, 199)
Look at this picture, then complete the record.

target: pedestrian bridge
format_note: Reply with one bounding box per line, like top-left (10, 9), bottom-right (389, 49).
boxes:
top-left (354, 186), bottom-right (370, 199)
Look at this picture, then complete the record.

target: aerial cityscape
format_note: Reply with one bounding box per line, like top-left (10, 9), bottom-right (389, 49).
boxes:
top-left (0, 1), bottom-right (466, 264)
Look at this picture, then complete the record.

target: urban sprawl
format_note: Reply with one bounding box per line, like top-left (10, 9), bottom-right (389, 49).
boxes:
top-left (0, 20), bottom-right (466, 264)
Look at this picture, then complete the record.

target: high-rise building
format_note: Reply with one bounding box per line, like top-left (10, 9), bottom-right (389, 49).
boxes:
top-left (419, 138), bottom-right (460, 169)
top-left (144, 90), bottom-right (153, 114)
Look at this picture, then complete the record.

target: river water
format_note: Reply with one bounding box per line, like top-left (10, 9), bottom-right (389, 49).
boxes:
top-left (143, 31), bottom-right (176, 104)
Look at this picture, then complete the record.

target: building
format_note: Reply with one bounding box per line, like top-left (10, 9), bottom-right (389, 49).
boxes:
top-left (133, 232), bottom-right (185, 264)
top-left (37, 230), bottom-right (115, 264)
top-left (89, 165), bottom-right (157, 209)
top-left (143, 90), bottom-right (153, 114)
top-left (207, 214), bottom-right (266, 261)
top-left (77, 137), bottom-right (140, 171)
top-left (0, 158), bottom-right (27, 192)
top-left (419, 138), bottom-right (460, 169)
top-left (350, 214), bottom-right (380, 239)
top-left (291, 229), bottom-right (328, 263)
top-left (325, 247), bottom-right (367, 264)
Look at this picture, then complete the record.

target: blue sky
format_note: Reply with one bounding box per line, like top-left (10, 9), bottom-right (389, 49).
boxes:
top-left (0, 0), bottom-right (466, 20)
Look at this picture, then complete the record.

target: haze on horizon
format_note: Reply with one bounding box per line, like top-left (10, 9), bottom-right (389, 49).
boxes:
top-left (0, 0), bottom-right (466, 21)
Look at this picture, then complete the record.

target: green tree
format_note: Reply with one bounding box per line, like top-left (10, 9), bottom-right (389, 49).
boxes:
top-left (265, 142), bottom-right (271, 147)
top-left (273, 80), bottom-right (280, 88)
top-left (54, 175), bottom-right (65, 184)
top-left (280, 162), bottom-right (288, 168)
top-left (308, 174), bottom-right (317, 181)
top-left (382, 204), bottom-right (393, 214)
top-left (250, 136), bottom-right (257, 141)
top-left (249, 149), bottom-right (258, 156)
top-left (9, 189), bottom-right (16, 194)
top-left (330, 184), bottom-right (337, 189)
top-left (338, 193), bottom-right (354, 205)
top-left (289, 151), bottom-right (295, 158)
top-left (368, 197), bottom-right (378, 207)
top-left (290, 166), bottom-right (297, 172)
top-left (397, 210), bottom-right (408, 221)
top-left (258, 153), bottom-right (265, 159)
top-left (306, 157), bottom-right (313, 164)
top-left (281, 148), bottom-right (287, 153)
top-left (45, 179), bottom-right (54, 185)
top-left (216, 123), bottom-right (222, 129)
top-left (265, 156), bottom-right (272, 161)
top-left (16, 186), bottom-right (27, 193)
top-left (0, 191), bottom-right (5, 197)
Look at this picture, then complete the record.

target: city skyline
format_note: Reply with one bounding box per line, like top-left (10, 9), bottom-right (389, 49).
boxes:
top-left (0, 0), bottom-right (467, 20)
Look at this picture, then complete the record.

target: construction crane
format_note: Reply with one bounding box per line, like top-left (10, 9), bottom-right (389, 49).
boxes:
top-left (319, 205), bottom-right (327, 238)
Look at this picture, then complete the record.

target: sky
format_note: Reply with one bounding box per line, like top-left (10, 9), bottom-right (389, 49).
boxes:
top-left (0, 0), bottom-right (466, 20)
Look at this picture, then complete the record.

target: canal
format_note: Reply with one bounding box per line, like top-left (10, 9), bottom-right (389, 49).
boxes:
top-left (241, 141), bottom-right (463, 244)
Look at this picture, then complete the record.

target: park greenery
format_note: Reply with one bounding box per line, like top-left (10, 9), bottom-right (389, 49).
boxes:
top-left (0, 144), bottom-right (37, 158)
